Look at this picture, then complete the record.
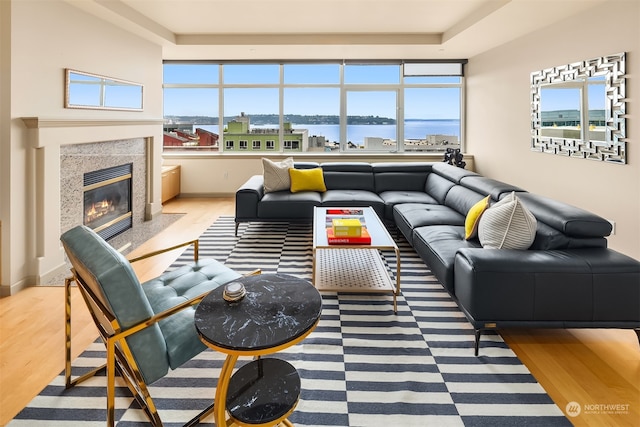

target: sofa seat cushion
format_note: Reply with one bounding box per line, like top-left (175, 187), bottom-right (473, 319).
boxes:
top-left (412, 225), bottom-right (480, 294)
top-left (321, 190), bottom-right (385, 218)
top-left (143, 259), bottom-right (242, 371)
top-left (258, 191), bottom-right (321, 219)
top-left (394, 203), bottom-right (465, 245)
top-left (378, 191), bottom-right (438, 220)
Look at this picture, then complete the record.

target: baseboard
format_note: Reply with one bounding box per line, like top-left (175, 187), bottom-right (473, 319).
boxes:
top-left (179, 192), bottom-right (235, 198)
top-left (0, 278), bottom-right (33, 297)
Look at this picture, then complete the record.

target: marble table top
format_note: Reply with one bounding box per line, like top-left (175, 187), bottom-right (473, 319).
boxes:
top-left (195, 273), bottom-right (323, 353)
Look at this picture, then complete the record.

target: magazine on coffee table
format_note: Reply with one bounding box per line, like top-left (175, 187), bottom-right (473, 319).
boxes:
top-left (324, 209), bottom-right (366, 229)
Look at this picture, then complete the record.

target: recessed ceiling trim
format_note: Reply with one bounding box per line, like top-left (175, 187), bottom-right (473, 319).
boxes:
top-left (176, 33), bottom-right (443, 46)
top-left (442, 0), bottom-right (512, 43)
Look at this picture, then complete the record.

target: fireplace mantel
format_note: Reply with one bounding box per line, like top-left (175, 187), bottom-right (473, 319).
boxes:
top-left (22, 117), bottom-right (163, 128)
top-left (21, 116), bottom-right (164, 288)
top-left (22, 117), bottom-right (164, 148)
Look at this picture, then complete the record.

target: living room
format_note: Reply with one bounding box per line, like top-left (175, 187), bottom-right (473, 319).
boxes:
top-left (1, 0), bottom-right (639, 425)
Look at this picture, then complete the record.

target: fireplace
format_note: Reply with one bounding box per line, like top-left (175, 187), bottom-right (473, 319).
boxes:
top-left (84, 164), bottom-right (133, 240)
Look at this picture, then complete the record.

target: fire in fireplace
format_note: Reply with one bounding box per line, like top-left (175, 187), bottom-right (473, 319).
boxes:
top-left (83, 164), bottom-right (133, 240)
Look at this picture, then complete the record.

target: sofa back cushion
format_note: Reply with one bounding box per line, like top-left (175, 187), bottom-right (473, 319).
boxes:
top-left (425, 173), bottom-right (456, 204)
top-left (431, 162), bottom-right (479, 183)
top-left (460, 176), bottom-right (526, 202)
top-left (529, 222), bottom-right (607, 250)
top-left (517, 193), bottom-right (612, 238)
top-left (321, 162), bottom-right (375, 192)
top-left (293, 161), bottom-right (320, 170)
top-left (372, 162), bottom-right (432, 193)
top-left (443, 185), bottom-right (486, 216)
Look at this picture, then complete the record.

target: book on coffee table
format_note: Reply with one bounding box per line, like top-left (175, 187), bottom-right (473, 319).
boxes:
top-left (326, 208), bottom-right (364, 215)
top-left (326, 227), bottom-right (371, 245)
top-left (331, 218), bottom-right (362, 237)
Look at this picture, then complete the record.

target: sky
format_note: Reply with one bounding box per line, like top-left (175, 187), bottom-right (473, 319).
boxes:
top-left (540, 78), bottom-right (606, 111)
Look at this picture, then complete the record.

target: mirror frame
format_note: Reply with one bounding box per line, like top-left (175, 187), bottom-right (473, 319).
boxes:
top-left (530, 53), bottom-right (626, 164)
top-left (64, 69), bottom-right (144, 111)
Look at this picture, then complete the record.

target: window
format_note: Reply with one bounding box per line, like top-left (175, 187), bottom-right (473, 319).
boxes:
top-left (284, 87), bottom-right (340, 151)
top-left (540, 77), bottom-right (604, 142)
top-left (404, 87), bottom-right (461, 152)
top-left (284, 140), bottom-right (300, 150)
top-left (344, 64), bottom-right (399, 84)
top-left (163, 61), bottom-right (465, 154)
top-left (346, 91), bottom-right (397, 151)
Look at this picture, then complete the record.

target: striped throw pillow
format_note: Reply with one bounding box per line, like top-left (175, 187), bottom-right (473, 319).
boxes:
top-left (262, 157), bottom-right (294, 193)
top-left (478, 192), bottom-right (537, 249)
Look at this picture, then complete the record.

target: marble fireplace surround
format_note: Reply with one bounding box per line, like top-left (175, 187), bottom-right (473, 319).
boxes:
top-left (22, 117), bottom-right (163, 286)
top-left (61, 139), bottom-right (144, 242)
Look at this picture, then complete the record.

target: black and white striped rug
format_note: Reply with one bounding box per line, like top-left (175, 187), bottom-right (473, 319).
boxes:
top-left (11, 217), bottom-right (571, 426)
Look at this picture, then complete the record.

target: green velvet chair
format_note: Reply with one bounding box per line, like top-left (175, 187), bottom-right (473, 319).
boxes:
top-left (61, 225), bottom-right (247, 426)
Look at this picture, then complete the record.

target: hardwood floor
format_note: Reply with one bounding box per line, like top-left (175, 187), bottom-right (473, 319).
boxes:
top-left (1, 197), bottom-right (638, 426)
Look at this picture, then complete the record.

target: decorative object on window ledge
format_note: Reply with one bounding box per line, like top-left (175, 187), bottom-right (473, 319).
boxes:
top-left (530, 53), bottom-right (626, 164)
top-left (443, 148), bottom-right (466, 169)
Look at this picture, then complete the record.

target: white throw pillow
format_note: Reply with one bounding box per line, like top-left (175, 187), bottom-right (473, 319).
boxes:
top-left (478, 192), bottom-right (537, 250)
top-left (262, 157), bottom-right (294, 193)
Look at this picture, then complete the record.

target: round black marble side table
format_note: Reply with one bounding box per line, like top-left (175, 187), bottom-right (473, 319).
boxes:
top-left (195, 273), bottom-right (322, 427)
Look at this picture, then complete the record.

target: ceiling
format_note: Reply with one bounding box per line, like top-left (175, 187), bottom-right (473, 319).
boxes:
top-left (66, 0), bottom-right (609, 60)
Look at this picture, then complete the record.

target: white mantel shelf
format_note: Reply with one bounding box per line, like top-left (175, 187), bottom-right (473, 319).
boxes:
top-left (22, 117), bottom-right (164, 128)
top-left (22, 117), bottom-right (164, 149)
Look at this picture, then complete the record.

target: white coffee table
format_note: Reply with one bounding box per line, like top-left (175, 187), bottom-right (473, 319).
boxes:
top-left (312, 206), bottom-right (400, 312)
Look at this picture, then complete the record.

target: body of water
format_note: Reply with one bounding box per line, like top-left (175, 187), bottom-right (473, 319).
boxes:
top-left (195, 119), bottom-right (460, 145)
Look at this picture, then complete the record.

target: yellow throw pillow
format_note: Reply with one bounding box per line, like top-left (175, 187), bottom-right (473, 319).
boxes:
top-left (465, 195), bottom-right (490, 240)
top-left (289, 168), bottom-right (327, 193)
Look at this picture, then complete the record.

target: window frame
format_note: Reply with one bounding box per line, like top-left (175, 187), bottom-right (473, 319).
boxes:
top-left (163, 60), bottom-right (466, 154)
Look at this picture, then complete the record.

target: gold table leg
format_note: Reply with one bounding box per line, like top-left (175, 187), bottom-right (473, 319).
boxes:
top-left (215, 354), bottom-right (239, 427)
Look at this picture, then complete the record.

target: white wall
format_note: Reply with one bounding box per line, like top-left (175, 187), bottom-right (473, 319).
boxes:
top-left (466, 0), bottom-right (639, 259)
top-left (0, 0), bottom-right (164, 295)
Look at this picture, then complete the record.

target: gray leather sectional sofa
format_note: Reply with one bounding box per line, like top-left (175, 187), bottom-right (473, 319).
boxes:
top-left (235, 161), bottom-right (640, 354)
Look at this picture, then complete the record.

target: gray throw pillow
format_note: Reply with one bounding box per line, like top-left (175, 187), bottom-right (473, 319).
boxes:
top-left (262, 157), bottom-right (294, 193)
top-left (478, 191), bottom-right (537, 250)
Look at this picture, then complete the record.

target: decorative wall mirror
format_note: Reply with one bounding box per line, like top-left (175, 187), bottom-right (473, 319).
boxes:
top-left (530, 53), bottom-right (626, 163)
top-left (65, 69), bottom-right (144, 111)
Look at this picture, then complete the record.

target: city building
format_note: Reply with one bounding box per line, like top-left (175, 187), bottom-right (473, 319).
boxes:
top-left (223, 113), bottom-right (309, 152)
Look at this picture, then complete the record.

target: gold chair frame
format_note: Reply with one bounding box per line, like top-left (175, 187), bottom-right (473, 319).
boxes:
top-left (64, 238), bottom-right (258, 426)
